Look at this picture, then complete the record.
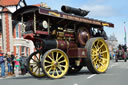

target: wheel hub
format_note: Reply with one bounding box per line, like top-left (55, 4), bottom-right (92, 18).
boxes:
top-left (37, 61), bottom-right (41, 68)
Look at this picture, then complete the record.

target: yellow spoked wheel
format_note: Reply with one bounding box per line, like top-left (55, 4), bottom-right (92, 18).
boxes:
top-left (41, 49), bottom-right (69, 79)
top-left (86, 38), bottom-right (110, 73)
top-left (27, 51), bottom-right (45, 78)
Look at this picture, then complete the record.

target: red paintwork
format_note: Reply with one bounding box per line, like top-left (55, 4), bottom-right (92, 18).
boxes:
top-left (57, 40), bottom-right (68, 50)
top-left (57, 40), bottom-right (77, 50)
top-left (64, 33), bottom-right (74, 38)
top-left (67, 48), bottom-right (87, 58)
top-left (23, 33), bottom-right (35, 41)
top-left (36, 30), bottom-right (49, 35)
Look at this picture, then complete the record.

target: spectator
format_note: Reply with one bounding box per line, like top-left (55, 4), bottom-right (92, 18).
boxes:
top-left (11, 52), bottom-right (15, 74)
top-left (7, 52), bottom-right (13, 76)
top-left (20, 52), bottom-right (27, 75)
top-left (14, 54), bottom-right (20, 77)
top-left (0, 52), bottom-right (6, 78)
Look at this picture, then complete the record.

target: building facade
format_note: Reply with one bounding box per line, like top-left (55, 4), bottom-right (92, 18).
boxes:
top-left (0, 0), bottom-right (34, 56)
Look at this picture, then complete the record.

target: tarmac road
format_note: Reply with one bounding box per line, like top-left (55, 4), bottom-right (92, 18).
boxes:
top-left (0, 60), bottom-right (128, 85)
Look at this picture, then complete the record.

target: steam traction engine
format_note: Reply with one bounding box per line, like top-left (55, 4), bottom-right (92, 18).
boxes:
top-left (13, 5), bottom-right (114, 79)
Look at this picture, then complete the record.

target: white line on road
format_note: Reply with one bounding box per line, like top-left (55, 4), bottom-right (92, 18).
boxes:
top-left (87, 74), bottom-right (96, 79)
top-left (74, 83), bottom-right (78, 85)
top-left (108, 63), bottom-right (118, 69)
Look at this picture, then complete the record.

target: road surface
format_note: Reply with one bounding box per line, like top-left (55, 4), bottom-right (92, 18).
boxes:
top-left (0, 60), bottom-right (128, 85)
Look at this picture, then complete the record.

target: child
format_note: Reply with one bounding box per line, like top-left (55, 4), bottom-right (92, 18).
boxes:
top-left (14, 54), bottom-right (20, 77)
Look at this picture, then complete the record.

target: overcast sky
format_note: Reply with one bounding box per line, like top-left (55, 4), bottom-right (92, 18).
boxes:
top-left (26, 0), bottom-right (128, 45)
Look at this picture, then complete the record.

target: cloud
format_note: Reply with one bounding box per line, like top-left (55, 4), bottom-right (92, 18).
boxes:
top-left (81, 4), bottom-right (116, 17)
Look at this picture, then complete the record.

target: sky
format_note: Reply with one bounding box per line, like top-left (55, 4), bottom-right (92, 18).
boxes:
top-left (25, 0), bottom-right (128, 45)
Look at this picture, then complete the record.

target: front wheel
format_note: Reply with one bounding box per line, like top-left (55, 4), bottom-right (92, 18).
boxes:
top-left (85, 38), bottom-right (110, 74)
top-left (41, 49), bottom-right (69, 79)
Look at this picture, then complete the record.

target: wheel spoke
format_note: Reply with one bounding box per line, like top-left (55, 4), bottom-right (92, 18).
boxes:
top-left (98, 43), bottom-right (104, 50)
top-left (56, 52), bottom-right (59, 61)
top-left (57, 55), bottom-right (63, 61)
top-left (48, 68), bottom-right (52, 73)
top-left (56, 69), bottom-right (59, 76)
top-left (96, 64), bottom-right (100, 69)
top-left (47, 55), bottom-right (54, 61)
top-left (58, 66), bottom-right (64, 73)
top-left (32, 65), bottom-right (38, 68)
top-left (52, 68), bottom-right (56, 76)
top-left (101, 58), bottom-right (108, 63)
top-left (92, 57), bottom-right (97, 62)
top-left (92, 53), bottom-right (98, 57)
top-left (45, 64), bottom-right (53, 69)
top-left (39, 53), bottom-right (41, 61)
top-left (59, 64), bottom-right (66, 68)
top-left (101, 57), bottom-right (107, 61)
top-left (38, 68), bottom-right (40, 75)
top-left (51, 52), bottom-right (55, 60)
top-left (31, 58), bottom-right (38, 63)
top-left (44, 60), bottom-right (52, 64)
top-left (99, 62), bottom-right (104, 67)
top-left (34, 55), bottom-right (39, 61)
top-left (58, 60), bottom-right (66, 64)
top-left (100, 51), bottom-right (107, 54)
top-left (34, 67), bottom-right (39, 73)
top-left (93, 59), bottom-right (98, 66)
top-left (96, 40), bottom-right (100, 48)
top-left (91, 49), bottom-right (97, 53)
top-left (93, 44), bottom-right (97, 50)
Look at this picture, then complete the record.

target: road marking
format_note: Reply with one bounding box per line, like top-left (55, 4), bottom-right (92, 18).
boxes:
top-left (74, 83), bottom-right (78, 85)
top-left (87, 74), bottom-right (96, 79)
top-left (109, 63), bottom-right (118, 69)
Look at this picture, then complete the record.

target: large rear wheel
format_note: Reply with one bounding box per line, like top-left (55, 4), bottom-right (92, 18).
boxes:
top-left (41, 49), bottom-right (69, 79)
top-left (86, 38), bottom-right (110, 73)
top-left (27, 51), bottom-right (45, 78)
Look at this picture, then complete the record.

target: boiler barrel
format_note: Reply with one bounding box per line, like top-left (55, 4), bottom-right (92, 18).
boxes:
top-left (41, 39), bottom-right (77, 50)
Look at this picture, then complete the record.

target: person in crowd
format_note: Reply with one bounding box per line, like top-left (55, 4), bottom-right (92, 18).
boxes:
top-left (20, 52), bottom-right (27, 75)
top-left (11, 52), bottom-right (15, 74)
top-left (0, 52), bottom-right (6, 78)
top-left (6, 52), bottom-right (13, 76)
top-left (14, 54), bottom-right (20, 77)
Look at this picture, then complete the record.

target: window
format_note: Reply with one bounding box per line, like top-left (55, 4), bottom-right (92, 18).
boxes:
top-left (16, 24), bottom-right (19, 38)
top-left (20, 24), bottom-right (24, 38)
top-left (26, 47), bottom-right (29, 57)
top-left (16, 46), bottom-right (20, 56)
top-left (21, 46), bottom-right (25, 53)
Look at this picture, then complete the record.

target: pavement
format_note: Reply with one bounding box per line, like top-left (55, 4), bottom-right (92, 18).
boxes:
top-left (0, 60), bottom-right (128, 85)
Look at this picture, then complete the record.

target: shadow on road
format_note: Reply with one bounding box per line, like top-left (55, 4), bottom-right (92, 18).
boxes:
top-left (66, 69), bottom-right (92, 76)
top-left (8, 68), bottom-right (92, 80)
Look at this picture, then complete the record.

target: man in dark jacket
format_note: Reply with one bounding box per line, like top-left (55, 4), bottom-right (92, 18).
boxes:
top-left (20, 52), bottom-right (27, 75)
top-left (0, 52), bottom-right (6, 78)
top-left (11, 52), bottom-right (15, 74)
